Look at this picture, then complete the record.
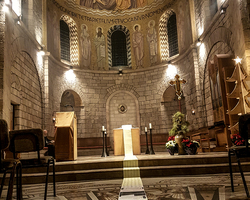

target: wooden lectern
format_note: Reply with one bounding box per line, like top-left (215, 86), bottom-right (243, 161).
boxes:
top-left (54, 112), bottom-right (77, 161)
top-left (113, 128), bottom-right (140, 156)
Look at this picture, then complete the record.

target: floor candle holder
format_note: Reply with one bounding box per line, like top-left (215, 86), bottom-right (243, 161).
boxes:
top-left (149, 128), bottom-right (155, 154)
top-left (101, 130), bottom-right (107, 157)
top-left (105, 132), bottom-right (109, 156)
top-left (145, 130), bottom-right (150, 154)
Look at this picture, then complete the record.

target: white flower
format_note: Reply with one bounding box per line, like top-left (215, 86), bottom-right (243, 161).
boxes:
top-left (166, 140), bottom-right (176, 148)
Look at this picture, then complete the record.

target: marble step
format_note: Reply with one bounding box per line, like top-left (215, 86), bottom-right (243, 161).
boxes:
top-left (2, 153), bottom-right (250, 185)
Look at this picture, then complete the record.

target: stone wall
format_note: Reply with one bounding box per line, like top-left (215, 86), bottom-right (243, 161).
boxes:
top-left (0, 0), bottom-right (249, 148)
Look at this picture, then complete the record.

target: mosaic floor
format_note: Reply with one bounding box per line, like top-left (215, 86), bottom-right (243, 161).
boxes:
top-left (1, 173), bottom-right (250, 200)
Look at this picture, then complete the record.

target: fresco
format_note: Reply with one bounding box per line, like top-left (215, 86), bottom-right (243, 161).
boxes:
top-left (80, 0), bottom-right (151, 11)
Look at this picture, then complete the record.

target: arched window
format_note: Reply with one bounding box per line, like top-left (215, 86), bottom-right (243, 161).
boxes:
top-left (111, 30), bottom-right (128, 67)
top-left (167, 13), bottom-right (179, 57)
top-left (60, 20), bottom-right (70, 62)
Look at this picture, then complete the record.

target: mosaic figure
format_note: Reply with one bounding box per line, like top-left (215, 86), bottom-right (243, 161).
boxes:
top-left (114, 0), bottom-right (131, 12)
top-left (147, 20), bottom-right (157, 65)
top-left (94, 27), bottom-right (106, 69)
top-left (133, 24), bottom-right (144, 68)
top-left (80, 24), bottom-right (91, 68)
top-left (137, 0), bottom-right (147, 7)
top-left (80, 0), bottom-right (150, 10)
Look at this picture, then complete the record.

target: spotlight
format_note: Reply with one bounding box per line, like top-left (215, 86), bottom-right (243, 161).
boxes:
top-left (220, 7), bottom-right (227, 14)
top-left (196, 39), bottom-right (201, 47)
top-left (118, 69), bottom-right (123, 76)
top-left (15, 15), bottom-right (22, 25)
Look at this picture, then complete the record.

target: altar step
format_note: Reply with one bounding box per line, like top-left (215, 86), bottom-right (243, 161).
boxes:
top-left (1, 152), bottom-right (250, 186)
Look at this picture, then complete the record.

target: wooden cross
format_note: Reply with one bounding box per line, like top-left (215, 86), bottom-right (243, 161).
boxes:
top-left (169, 74), bottom-right (186, 111)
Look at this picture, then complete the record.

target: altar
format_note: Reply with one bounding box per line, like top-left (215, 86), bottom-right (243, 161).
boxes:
top-left (113, 126), bottom-right (140, 156)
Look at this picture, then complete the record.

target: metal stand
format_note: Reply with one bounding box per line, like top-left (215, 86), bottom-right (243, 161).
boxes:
top-left (105, 132), bottom-right (109, 156)
top-left (149, 128), bottom-right (155, 154)
top-left (101, 131), bottom-right (107, 157)
top-left (145, 130), bottom-right (150, 154)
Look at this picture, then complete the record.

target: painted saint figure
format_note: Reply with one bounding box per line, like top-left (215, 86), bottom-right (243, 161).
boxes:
top-left (115, 0), bottom-right (131, 11)
top-left (94, 27), bottom-right (106, 69)
top-left (80, 24), bottom-right (91, 68)
top-left (147, 20), bottom-right (157, 65)
top-left (133, 24), bottom-right (144, 68)
top-left (137, 0), bottom-right (147, 7)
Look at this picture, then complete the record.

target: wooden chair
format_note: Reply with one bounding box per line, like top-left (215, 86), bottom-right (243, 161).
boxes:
top-left (9, 129), bottom-right (56, 200)
top-left (0, 119), bottom-right (22, 200)
top-left (228, 114), bottom-right (250, 198)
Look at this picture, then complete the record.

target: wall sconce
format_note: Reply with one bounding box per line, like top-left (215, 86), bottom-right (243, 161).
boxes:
top-left (65, 66), bottom-right (76, 82)
top-left (166, 63), bottom-right (177, 79)
top-left (118, 69), bottom-right (123, 76)
top-left (15, 15), bottom-right (22, 25)
top-left (196, 38), bottom-right (202, 47)
top-left (191, 109), bottom-right (195, 115)
top-left (220, 7), bottom-right (227, 14)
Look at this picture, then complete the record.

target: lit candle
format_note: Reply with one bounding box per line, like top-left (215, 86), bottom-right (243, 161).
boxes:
top-left (149, 123), bottom-right (152, 129)
top-left (102, 126), bottom-right (105, 131)
top-left (104, 129), bottom-right (107, 134)
top-left (145, 127), bottom-right (147, 132)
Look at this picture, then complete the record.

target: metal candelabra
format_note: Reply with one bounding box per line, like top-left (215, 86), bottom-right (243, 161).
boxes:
top-left (101, 130), bottom-right (107, 157)
top-left (149, 128), bottom-right (155, 154)
top-left (105, 131), bottom-right (109, 156)
top-left (145, 130), bottom-right (150, 154)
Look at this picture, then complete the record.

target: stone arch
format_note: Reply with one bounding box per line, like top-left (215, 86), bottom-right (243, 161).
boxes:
top-left (202, 42), bottom-right (233, 127)
top-left (159, 9), bottom-right (175, 61)
top-left (161, 86), bottom-right (177, 102)
top-left (60, 15), bottom-right (79, 66)
top-left (11, 51), bottom-right (44, 129)
top-left (105, 84), bottom-right (140, 100)
top-left (60, 89), bottom-right (83, 111)
top-left (106, 90), bottom-right (140, 149)
top-left (107, 25), bottom-right (132, 68)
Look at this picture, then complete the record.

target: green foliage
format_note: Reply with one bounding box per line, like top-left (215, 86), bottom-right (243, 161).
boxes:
top-left (169, 111), bottom-right (190, 136)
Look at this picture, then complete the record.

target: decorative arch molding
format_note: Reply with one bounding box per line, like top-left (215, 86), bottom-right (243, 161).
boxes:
top-left (205, 26), bottom-right (233, 52)
top-left (159, 9), bottom-right (175, 61)
top-left (201, 26), bottom-right (233, 80)
top-left (105, 84), bottom-right (140, 100)
top-left (107, 25), bottom-right (132, 68)
top-left (60, 15), bottom-right (79, 66)
top-left (105, 90), bottom-right (140, 137)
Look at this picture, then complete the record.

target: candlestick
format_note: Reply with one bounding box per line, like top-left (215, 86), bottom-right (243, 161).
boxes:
top-left (149, 128), bottom-right (155, 154)
top-left (145, 128), bottom-right (150, 154)
top-left (101, 129), bottom-right (107, 157)
top-left (149, 123), bottom-right (152, 129)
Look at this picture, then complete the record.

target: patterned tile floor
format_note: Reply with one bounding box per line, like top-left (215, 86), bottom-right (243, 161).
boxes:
top-left (1, 173), bottom-right (250, 200)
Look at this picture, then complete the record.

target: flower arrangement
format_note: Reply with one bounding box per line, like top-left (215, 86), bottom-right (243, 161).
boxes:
top-left (165, 136), bottom-right (177, 155)
top-left (181, 138), bottom-right (200, 155)
top-left (231, 133), bottom-right (245, 146)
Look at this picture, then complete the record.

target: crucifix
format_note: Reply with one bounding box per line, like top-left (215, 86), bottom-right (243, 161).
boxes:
top-left (169, 74), bottom-right (186, 112)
